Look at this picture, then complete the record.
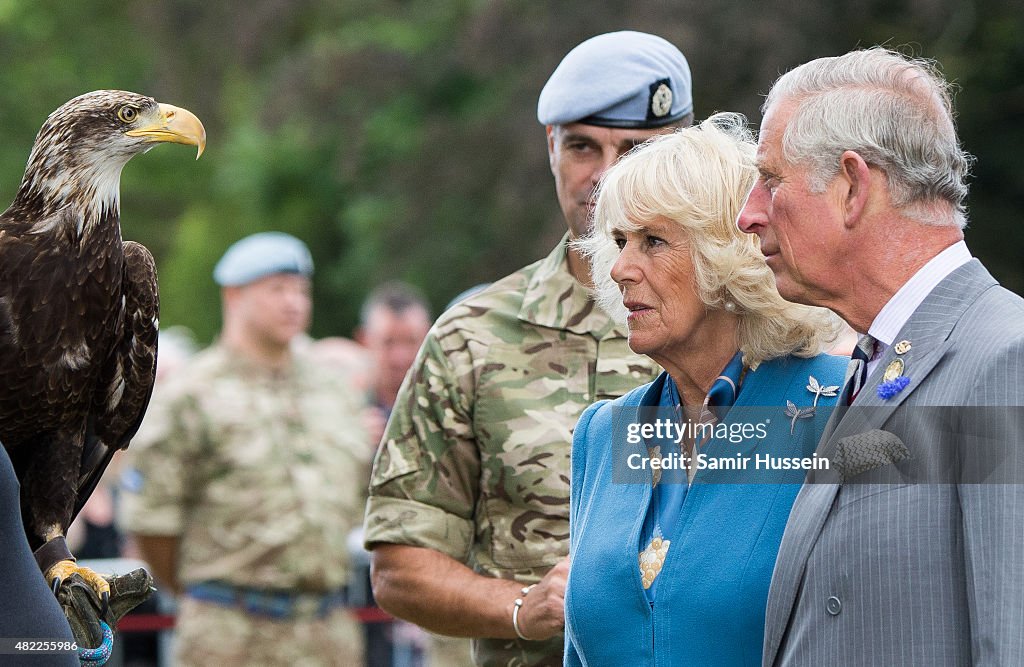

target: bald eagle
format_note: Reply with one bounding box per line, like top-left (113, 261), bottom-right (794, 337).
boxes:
top-left (0, 90), bottom-right (205, 605)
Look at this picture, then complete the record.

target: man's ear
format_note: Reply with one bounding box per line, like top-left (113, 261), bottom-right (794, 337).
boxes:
top-left (221, 286), bottom-right (241, 309)
top-left (838, 150), bottom-right (872, 228)
top-left (546, 125), bottom-right (558, 169)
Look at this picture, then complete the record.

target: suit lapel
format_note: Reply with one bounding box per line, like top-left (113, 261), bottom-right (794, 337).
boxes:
top-left (766, 328), bottom-right (954, 648)
top-left (824, 337), bottom-right (953, 445)
top-left (764, 259), bottom-right (998, 666)
top-left (828, 259), bottom-right (996, 440)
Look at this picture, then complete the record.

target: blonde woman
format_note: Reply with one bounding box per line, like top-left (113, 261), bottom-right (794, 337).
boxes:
top-left (565, 114), bottom-right (844, 666)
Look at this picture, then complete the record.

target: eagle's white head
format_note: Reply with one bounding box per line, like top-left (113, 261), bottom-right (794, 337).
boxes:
top-left (14, 90), bottom-right (206, 233)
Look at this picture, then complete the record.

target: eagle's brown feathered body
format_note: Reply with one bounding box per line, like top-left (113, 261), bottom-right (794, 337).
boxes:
top-left (0, 90), bottom-right (203, 561)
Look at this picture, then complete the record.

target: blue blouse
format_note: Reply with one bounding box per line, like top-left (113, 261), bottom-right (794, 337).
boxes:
top-left (565, 353), bottom-right (846, 667)
top-left (639, 352), bottom-right (746, 601)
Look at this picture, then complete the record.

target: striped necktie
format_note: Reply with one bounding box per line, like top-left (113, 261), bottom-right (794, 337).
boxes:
top-left (844, 334), bottom-right (877, 404)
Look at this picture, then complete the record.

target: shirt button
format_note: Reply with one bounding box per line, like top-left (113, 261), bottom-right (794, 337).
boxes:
top-left (826, 596), bottom-right (842, 615)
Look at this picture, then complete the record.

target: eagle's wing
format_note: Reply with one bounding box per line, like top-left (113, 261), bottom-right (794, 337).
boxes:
top-left (74, 240), bottom-right (158, 520)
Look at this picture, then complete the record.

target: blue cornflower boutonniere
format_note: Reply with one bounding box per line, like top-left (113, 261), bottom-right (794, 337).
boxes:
top-left (876, 358), bottom-right (910, 400)
top-left (877, 375), bottom-right (910, 400)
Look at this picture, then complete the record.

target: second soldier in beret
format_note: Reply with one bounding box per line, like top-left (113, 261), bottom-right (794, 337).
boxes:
top-left (364, 31), bottom-right (694, 667)
top-left (120, 232), bottom-right (372, 666)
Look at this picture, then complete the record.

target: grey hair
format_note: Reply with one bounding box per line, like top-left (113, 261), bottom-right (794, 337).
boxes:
top-left (576, 112), bottom-right (840, 367)
top-left (765, 47), bottom-right (974, 229)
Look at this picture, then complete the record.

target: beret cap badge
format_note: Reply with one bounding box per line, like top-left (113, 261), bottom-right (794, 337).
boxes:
top-left (650, 83), bottom-right (673, 118)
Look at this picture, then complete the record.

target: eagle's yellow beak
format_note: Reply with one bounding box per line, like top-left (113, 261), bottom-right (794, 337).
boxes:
top-left (126, 103), bottom-right (207, 159)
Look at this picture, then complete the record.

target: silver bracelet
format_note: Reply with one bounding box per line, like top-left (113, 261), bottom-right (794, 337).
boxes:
top-left (512, 584), bottom-right (536, 641)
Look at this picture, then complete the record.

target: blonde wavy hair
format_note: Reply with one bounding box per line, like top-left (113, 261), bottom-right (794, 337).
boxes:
top-left (576, 112), bottom-right (840, 367)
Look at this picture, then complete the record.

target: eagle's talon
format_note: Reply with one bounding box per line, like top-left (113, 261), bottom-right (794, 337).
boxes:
top-left (51, 577), bottom-right (61, 595)
top-left (45, 560), bottom-right (111, 611)
top-left (100, 591), bottom-right (110, 620)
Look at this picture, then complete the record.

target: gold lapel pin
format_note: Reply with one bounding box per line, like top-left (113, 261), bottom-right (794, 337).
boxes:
top-left (893, 340), bottom-right (912, 355)
top-left (883, 358), bottom-right (905, 382)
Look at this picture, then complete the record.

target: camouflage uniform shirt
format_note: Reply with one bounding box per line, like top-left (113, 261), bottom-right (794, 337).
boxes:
top-left (120, 344), bottom-right (371, 592)
top-left (364, 236), bottom-right (659, 666)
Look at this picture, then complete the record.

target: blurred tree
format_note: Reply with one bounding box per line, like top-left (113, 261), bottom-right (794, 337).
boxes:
top-left (0, 0), bottom-right (1018, 343)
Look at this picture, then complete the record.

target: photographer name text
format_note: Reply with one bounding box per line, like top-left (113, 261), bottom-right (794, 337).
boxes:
top-left (626, 451), bottom-right (830, 471)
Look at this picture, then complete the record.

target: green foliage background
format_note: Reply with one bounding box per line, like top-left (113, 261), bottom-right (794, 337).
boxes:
top-left (0, 0), bottom-right (1020, 343)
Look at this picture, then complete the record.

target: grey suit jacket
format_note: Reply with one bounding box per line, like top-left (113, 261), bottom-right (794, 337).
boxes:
top-left (765, 260), bottom-right (1024, 666)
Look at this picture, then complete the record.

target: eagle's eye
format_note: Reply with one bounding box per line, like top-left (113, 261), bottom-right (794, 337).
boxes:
top-left (117, 105), bottom-right (140, 124)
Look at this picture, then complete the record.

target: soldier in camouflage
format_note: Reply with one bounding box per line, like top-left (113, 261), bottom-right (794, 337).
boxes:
top-left (119, 232), bottom-right (370, 666)
top-left (364, 32), bottom-right (695, 666)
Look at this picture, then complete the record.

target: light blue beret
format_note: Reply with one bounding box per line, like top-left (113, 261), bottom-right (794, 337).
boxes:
top-left (537, 31), bottom-right (692, 128)
top-left (213, 232), bottom-right (314, 287)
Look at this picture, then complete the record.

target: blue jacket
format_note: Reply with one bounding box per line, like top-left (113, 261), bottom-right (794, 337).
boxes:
top-left (565, 353), bottom-right (846, 666)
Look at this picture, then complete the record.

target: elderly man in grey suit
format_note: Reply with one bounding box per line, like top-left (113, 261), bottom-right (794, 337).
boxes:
top-left (738, 47), bottom-right (1024, 666)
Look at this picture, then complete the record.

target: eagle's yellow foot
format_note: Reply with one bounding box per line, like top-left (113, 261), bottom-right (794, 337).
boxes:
top-left (46, 560), bottom-right (111, 617)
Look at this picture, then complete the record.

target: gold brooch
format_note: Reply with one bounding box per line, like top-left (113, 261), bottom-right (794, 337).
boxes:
top-left (882, 358), bottom-right (905, 383)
